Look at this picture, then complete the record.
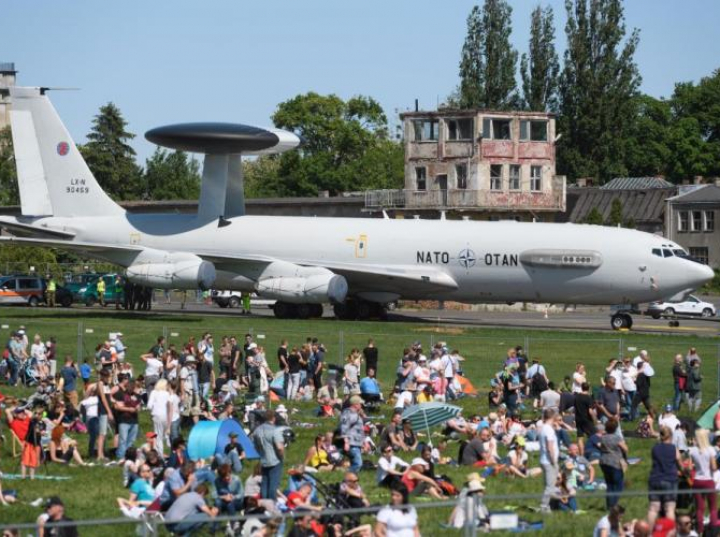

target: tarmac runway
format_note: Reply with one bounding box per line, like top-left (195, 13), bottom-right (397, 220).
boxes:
top-left (83, 298), bottom-right (720, 337)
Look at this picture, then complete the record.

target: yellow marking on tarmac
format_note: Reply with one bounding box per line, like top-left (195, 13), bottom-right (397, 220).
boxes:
top-left (635, 324), bottom-right (717, 333)
top-left (345, 238), bottom-right (355, 242)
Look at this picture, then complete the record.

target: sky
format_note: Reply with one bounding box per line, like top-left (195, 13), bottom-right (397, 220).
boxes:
top-left (3, 0), bottom-right (720, 163)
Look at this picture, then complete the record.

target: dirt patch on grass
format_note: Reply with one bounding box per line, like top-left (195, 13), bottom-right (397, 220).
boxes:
top-left (414, 326), bottom-right (467, 335)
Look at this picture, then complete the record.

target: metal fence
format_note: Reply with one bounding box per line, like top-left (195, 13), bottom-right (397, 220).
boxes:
top-left (0, 486), bottom-right (712, 537)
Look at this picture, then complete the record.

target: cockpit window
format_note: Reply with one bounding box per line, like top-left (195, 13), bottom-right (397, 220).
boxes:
top-left (673, 249), bottom-right (688, 257)
top-left (652, 249), bottom-right (662, 257)
top-left (662, 249), bottom-right (673, 257)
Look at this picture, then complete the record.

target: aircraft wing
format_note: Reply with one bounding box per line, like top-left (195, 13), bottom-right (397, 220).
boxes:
top-left (0, 219), bottom-right (76, 239)
top-left (198, 252), bottom-right (458, 294)
top-left (0, 236), bottom-right (143, 261)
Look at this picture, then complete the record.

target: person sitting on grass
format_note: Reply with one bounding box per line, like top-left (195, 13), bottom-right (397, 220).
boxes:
top-left (214, 463), bottom-right (244, 519)
top-left (400, 458), bottom-right (445, 499)
top-left (359, 367), bottom-right (382, 405)
top-left (165, 483), bottom-right (218, 537)
top-left (505, 437), bottom-right (541, 478)
top-left (0, 472), bottom-right (18, 506)
top-left (550, 464), bottom-right (577, 512)
top-left (117, 464), bottom-right (156, 518)
top-left (375, 484), bottom-right (419, 537)
top-left (284, 483), bottom-right (321, 511)
top-left (377, 445), bottom-right (409, 487)
top-left (304, 433), bottom-right (335, 472)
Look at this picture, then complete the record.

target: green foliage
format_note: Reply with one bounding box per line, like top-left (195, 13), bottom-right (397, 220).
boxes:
top-left (458, 0), bottom-right (519, 109)
top-left (143, 148), bottom-right (201, 200)
top-left (520, 5), bottom-right (560, 112)
top-left (557, 0), bottom-right (641, 183)
top-left (266, 92), bottom-right (403, 196)
top-left (0, 244), bottom-right (58, 276)
top-left (80, 103), bottom-right (144, 200)
top-left (0, 126), bottom-right (19, 205)
top-left (606, 197), bottom-right (624, 227)
top-left (583, 207), bottom-right (604, 225)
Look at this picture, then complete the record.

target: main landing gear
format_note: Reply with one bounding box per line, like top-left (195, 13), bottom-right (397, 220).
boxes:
top-left (610, 312), bottom-right (634, 330)
top-left (334, 299), bottom-right (387, 321)
top-left (272, 302), bottom-right (324, 319)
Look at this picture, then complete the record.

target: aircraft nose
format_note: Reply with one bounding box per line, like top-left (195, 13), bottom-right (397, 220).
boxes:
top-left (690, 262), bottom-right (715, 288)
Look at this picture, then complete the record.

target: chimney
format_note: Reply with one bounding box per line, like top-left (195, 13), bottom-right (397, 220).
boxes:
top-left (694, 175), bottom-right (704, 185)
top-left (576, 178), bottom-right (587, 188)
top-left (415, 99), bottom-right (419, 112)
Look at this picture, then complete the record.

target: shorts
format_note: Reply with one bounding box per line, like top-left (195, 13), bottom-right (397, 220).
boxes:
top-left (98, 414), bottom-right (109, 435)
top-left (576, 422), bottom-right (596, 438)
top-left (22, 443), bottom-right (40, 468)
top-left (648, 480), bottom-right (677, 503)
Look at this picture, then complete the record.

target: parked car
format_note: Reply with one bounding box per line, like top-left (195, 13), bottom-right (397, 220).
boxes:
top-left (78, 273), bottom-right (125, 306)
top-left (65, 272), bottom-right (103, 300)
top-left (211, 290), bottom-right (276, 309)
top-left (0, 275), bottom-right (73, 307)
top-left (646, 295), bottom-right (716, 319)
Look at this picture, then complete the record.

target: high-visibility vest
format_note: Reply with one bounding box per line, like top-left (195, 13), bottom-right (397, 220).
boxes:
top-left (47, 279), bottom-right (56, 292)
top-left (97, 279), bottom-right (106, 293)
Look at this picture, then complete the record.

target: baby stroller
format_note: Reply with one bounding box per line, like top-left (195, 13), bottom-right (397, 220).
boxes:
top-left (306, 472), bottom-right (364, 536)
top-left (20, 358), bottom-right (40, 387)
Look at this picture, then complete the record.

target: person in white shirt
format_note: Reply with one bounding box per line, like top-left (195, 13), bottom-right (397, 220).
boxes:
top-left (375, 485), bottom-right (419, 537)
top-left (113, 333), bottom-right (126, 362)
top-left (633, 350), bottom-right (655, 377)
top-left (376, 445), bottom-right (409, 486)
top-left (572, 363), bottom-right (586, 393)
top-left (593, 504), bottom-right (625, 537)
top-left (539, 408), bottom-right (559, 513)
top-left (168, 381), bottom-right (182, 442)
top-left (659, 405), bottom-right (680, 432)
top-left (620, 358), bottom-right (637, 417)
top-left (147, 379), bottom-right (173, 455)
top-left (80, 386), bottom-right (100, 458)
top-left (394, 389), bottom-right (414, 410)
top-left (142, 353), bottom-right (164, 393)
top-left (30, 334), bottom-right (48, 379)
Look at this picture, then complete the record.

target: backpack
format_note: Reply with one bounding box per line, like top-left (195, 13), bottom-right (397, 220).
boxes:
top-left (532, 370), bottom-right (548, 393)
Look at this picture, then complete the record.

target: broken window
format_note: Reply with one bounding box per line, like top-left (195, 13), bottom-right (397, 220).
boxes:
top-left (456, 164), bottom-right (468, 190)
top-left (520, 120), bottom-right (548, 142)
top-left (490, 165), bottom-right (503, 191)
top-left (509, 165), bottom-right (521, 190)
top-left (413, 119), bottom-right (439, 141)
top-left (416, 167), bottom-right (427, 190)
top-left (447, 118), bottom-right (474, 141)
top-left (491, 119), bottom-right (511, 140)
top-left (530, 166), bottom-right (542, 191)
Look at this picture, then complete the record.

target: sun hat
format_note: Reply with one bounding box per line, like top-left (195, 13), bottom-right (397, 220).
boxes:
top-left (145, 432), bottom-right (157, 439)
top-left (276, 404), bottom-right (288, 413)
top-left (411, 457), bottom-right (428, 467)
top-left (467, 480), bottom-right (485, 493)
top-left (349, 395), bottom-right (363, 405)
top-left (184, 356), bottom-right (196, 363)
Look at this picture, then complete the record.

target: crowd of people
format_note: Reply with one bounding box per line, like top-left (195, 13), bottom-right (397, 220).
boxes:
top-left (0, 326), bottom-right (719, 536)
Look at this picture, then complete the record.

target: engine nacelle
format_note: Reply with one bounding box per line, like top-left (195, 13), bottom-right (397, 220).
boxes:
top-left (126, 258), bottom-right (216, 290)
top-left (255, 273), bottom-right (347, 304)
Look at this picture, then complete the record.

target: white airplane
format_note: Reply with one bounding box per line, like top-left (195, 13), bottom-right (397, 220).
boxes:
top-left (0, 87), bottom-right (713, 329)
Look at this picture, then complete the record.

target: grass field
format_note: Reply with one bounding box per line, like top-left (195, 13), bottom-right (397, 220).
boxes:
top-left (1, 307), bottom-right (719, 536)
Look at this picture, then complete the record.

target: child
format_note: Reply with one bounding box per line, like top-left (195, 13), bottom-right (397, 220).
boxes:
top-left (80, 360), bottom-right (92, 390)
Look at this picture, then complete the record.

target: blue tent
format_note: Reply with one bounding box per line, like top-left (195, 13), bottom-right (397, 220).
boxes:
top-left (187, 419), bottom-right (259, 461)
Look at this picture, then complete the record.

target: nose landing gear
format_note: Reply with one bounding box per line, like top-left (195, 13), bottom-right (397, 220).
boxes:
top-left (611, 312), bottom-right (633, 330)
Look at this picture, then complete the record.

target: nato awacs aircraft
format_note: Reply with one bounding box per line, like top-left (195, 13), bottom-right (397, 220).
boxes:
top-left (0, 87), bottom-right (713, 329)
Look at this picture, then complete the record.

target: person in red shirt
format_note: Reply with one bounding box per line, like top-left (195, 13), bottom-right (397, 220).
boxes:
top-left (285, 484), bottom-right (320, 511)
top-left (5, 405), bottom-right (31, 446)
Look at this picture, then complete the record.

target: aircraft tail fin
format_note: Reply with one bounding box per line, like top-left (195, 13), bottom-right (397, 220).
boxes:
top-left (9, 87), bottom-right (124, 217)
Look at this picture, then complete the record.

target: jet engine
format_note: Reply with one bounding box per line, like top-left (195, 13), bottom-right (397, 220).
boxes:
top-left (255, 273), bottom-right (348, 304)
top-left (126, 257), bottom-right (216, 290)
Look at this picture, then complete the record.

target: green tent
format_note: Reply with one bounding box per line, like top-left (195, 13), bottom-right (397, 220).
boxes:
top-left (697, 400), bottom-right (720, 430)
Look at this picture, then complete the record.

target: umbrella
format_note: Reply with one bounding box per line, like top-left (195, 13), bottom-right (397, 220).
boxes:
top-left (402, 402), bottom-right (462, 446)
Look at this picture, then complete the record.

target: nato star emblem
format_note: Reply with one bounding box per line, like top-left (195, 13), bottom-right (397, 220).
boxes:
top-left (458, 248), bottom-right (476, 269)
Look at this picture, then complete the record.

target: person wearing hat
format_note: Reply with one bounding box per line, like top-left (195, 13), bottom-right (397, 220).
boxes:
top-left (399, 458), bottom-right (444, 499)
top-left (37, 496), bottom-right (78, 537)
top-left (449, 474), bottom-right (489, 528)
top-left (340, 395), bottom-right (365, 473)
top-left (215, 432), bottom-right (245, 473)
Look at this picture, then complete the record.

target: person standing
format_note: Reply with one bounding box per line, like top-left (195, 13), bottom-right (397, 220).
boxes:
top-left (60, 355), bottom-right (79, 409)
top-left (599, 418), bottom-right (628, 510)
top-left (114, 375), bottom-right (141, 461)
top-left (620, 358), bottom-right (637, 418)
top-left (686, 359), bottom-right (703, 411)
top-left (363, 339), bottom-right (378, 376)
top-left (539, 408), bottom-right (559, 514)
top-left (251, 409), bottom-right (286, 500)
top-left (113, 275), bottom-right (123, 310)
top-left (46, 276), bottom-right (56, 308)
top-left (672, 354), bottom-right (687, 412)
top-left (598, 376), bottom-right (621, 425)
top-left (340, 395), bottom-right (365, 474)
top-left (574, 382), bottom-right (597, 455)
top-left (647, 426), bottom-right (681, 527)
top-left (96, 276), bottom-right (106, 307)
top-left (147, 379), bottom-right (172, 457)
top-left (689, 428), bottom-right (718, 533)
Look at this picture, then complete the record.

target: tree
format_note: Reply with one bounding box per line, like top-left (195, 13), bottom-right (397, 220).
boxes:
top-left (557, 0), bottom-right (641, 183)
top-left (520, 5), bottom-right (560, 112)
top-left (606, 198), bottom-right (624, 227)
top-left (267, 92), bottom-right (403, 196)
top-left (144, 148), bottom-right (201, 200)
top-left (624, 95), bottom-right (673, 177)
top-left (0, 127), bottom-right (19, 206)
top-left (80, 103), bottom-right (143, 200)
top-left (458, 0), bottom-right (519, 109)
top-left (584, 207), bottom-right (604, 225)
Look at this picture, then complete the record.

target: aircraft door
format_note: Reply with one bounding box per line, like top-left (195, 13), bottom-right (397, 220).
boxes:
top-left (436, 174), bottom-right (448, 206)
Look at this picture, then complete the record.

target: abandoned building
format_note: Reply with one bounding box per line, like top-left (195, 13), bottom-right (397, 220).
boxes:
top-left (364, 108), bottom-right (566, 220)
